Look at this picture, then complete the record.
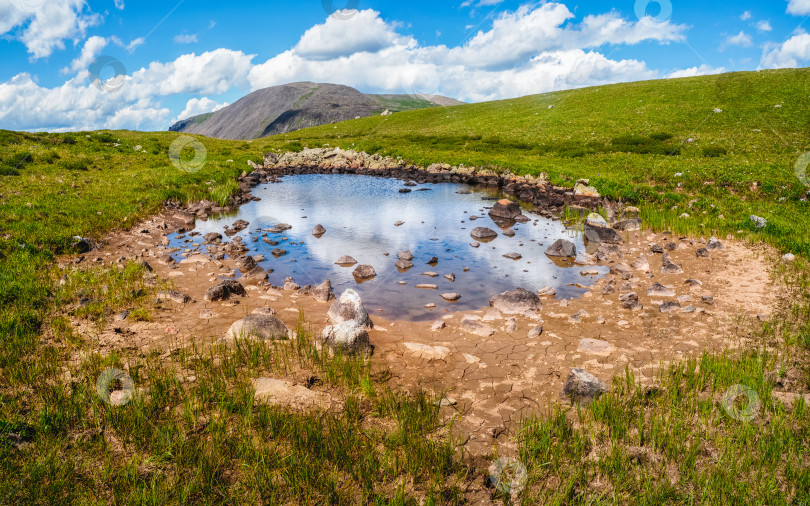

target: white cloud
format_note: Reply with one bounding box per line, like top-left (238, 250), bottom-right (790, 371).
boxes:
top-left (110, 36), bottom-right (144, 53)
top-left (1, 0), bottom-right (102, 59)
top-left (761, 32), bottom-right (810, 68)
top-left (755, 20), bottom-right (773, 32)
top-left (114, 0), bottom-right (124, 10)
top-left (667, 64), bottom-right (726, 79)
top-left (64, 35), bottom-right (107, 73)
top-left (174, 34), bottom-right (198, 44)
top-left (0, 49), bottom-right (254, 131)
top-left (295, 9), bottom-right (400, 60)
top-left (727, 31), bottom-right (753, 47)
top-left (740, 11), bottom-right (752, 21)
top-left (787, 0), bottom-right (810, 16)
top-left (171, 97), bottom-right (229, 124)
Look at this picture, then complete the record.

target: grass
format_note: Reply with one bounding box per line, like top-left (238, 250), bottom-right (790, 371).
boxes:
top-left (0, 68), bottom-right (809, 503)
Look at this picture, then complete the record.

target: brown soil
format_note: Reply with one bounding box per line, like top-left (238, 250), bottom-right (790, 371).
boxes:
top-left (63, 207), bottom-right (784, 458)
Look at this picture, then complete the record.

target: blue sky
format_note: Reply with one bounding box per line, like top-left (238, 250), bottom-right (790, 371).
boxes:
top-left (0, 0), bottom-right (808, 132)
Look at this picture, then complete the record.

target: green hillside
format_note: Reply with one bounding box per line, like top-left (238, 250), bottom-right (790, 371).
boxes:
top-left (267, 68), bottom-right (810, 255)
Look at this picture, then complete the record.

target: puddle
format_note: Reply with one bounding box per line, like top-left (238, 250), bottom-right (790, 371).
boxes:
top-left (168, 174), bottom-right (608, 320)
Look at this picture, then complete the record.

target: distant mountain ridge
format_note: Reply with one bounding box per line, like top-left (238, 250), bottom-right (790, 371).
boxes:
top-left (169, 82), bottom-right (464, 140)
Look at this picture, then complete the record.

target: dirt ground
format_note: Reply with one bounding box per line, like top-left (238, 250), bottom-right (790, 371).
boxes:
top-left (62, 205), bottom-right (784, 457)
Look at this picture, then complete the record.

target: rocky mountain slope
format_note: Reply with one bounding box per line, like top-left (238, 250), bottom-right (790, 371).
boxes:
top-left (169, 82), bottom-right (463, 140)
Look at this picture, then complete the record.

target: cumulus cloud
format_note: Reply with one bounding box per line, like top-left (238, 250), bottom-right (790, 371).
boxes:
top-left (726, 31), bottom-right (753, 47)
top-left (666, 64), bottom-right (726, 79)
top-left (1, 0), bottom-right (102, 59)
top-left (740, 11), bottom-right (752, 21)
top-left (756, 20), bottom-right (773, 32)
top-left (0, 49), bottom-right (254, 131)
top-left (295, 9), bottom-right (401, 60)
top-left (114, 0), bottom-right (125, 10)
top-left (787, 0), bottom-right (810, 16)
top-left (64, 35), bottom-right (107, 74)
top-left (171, 97), bottom-right (229, 124)
top-left (761, 32), bottom-right (810, 68)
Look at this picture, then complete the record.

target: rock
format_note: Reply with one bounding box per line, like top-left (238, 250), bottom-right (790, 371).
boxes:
top-left (696, 248), bottom-right (710, 258)
top-left (431, 320), bottom-right (446, 331)
top-left (527, 325), bottom-right (543, 338)
top-left (403, 342), bottom-right (449, 360)
top-left (574, 179), bottom-right (600, 197)
top-left (750, 215), bottom-right (767, 229)
top-left (470, 241), bottom-right (480, 248)
top-left (561, 368), bottom-right (607, 402)
top-left (613, 219), bottom-right (641, 231)
top-left (620, 292), bottom-right (642, 310)
top-left (650, 243), bottom-right (664, 254)
top-left (416, 284), bottom-right (438, 289)
top-left (236, 255), bottom-right (268, 281)
top-left (310, 279), bottom-right (333, 302)
top-left (537, 286), bottom-right (556, 297)
top-left (422, 272), bottom-right (439, 277)
top-left (584, 213), bottom-right (623, 244)
top-left (231, 219), bottom-right (249, 232)
top-left (659, 301), bottom-right (681, 313)
top-left (156, 290), bottom-right (192, 304)
top-left (320, 321), bottom-right (370, 355)
top-left (504, 318), bottom-right (518, 332)
top-left (204, 280), bottom-right (246, 302)
top-left (253, 377), bottom-right (331, 410)
top-left (397, 250), bottom-right (414, 261)
top-left (707, 237), bottom-right (723, 250)
top-left (470, 227), bottom-right (498, 240)
top-left (174, 212), bottom-right (195, 225)
top-left (71, 236), bottom-right (95, 253)
top-left (489, 288), bottom-right (542, 314)
top-left (545, 238), bottom-right (576, 258)
top-left (461, 315), bottom-right (496, 337)
top-left (203, 232), bottom-right (222, 243)
top-left (646, 283), bottom-right (675, 297)
top-left (399, 188), bottom-right (412, 194)
top-left (488, 199), bottom-right (522, 220)
top-left (503, 252), bottom-right (522, 260)
top-left (444, 273), bottom-right (455, 282)
top-left (252, 307), bottom-right (275, 315)
top-left (327, 289), bottom-right (372, 328)
top-left (283, 277), bottom-right (300, 291)
top-left (441, 293), bottom-right (461, 301)
top-left (394, 221), bottom-right (405, 226)
top-left (782, 253), bottom-right (796, 262)
top-left (577, 338), bottom-right (616, 356)
top-left (336, 255), bottom-right (358, 266)
top-left (353, 264), bottom-right (376, 280)
top-left (312, 224), bottom-right (326, 236)
top-left (271, 248), bottom-right (288, 258)
top-left (227, 314), bottom-right (293, 341)
top-left (630, 255), bottom-right (650, 271)
top-left (610, 263), bottom-right (633, 280)
top-left (395, 259), bottom-right (414, 270)
top-left (660, 253), bottom-right (683, 274)
top-left (702, 295), bottom-right (714, 304)
top-left (601, 281), bottom-right (615, 295)
top-left (427, 256), bottom-right (439, 265)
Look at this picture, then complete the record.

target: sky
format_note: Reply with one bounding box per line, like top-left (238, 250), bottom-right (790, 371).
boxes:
top-left (0, 0), bottom-right (808, 132)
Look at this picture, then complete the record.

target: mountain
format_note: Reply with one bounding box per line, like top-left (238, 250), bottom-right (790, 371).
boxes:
top-left (168, 82), bottom-right (464, 140)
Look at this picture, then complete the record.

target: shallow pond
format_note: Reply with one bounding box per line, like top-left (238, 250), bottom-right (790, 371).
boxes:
top-left (170, 174), bottom-right (608, 320)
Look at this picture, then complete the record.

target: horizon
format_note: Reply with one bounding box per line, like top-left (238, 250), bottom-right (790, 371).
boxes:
top-left (1, 0), bottom-right (809, 133)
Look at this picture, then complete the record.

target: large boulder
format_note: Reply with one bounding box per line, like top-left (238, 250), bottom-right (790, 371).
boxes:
top-left (320, 321), bottom-right (370, 355)
top-left (545, 238), bottom-right (576, 258)
top-left (488, 199), bottom-right (522, 220)
top-left (327, 289), bottom-right (372, 328)
top-left (204, 279), bottom-right (246, 302)
top-left (226, 314), bottom-right (293, 341)
top-left (489, 288), bottom-right (542, 315)
top-left (584, 213), bottom-right (623, 244)
top-left (561, 368), bottom-right (607, 402)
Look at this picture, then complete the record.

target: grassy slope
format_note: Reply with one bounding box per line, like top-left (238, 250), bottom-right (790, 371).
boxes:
top-left (0, 69), bottom-right (808, 503)
top-left (267, 69), bottom-right (810, 255)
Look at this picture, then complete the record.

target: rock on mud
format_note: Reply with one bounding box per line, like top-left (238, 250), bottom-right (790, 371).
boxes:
top-left (156, 290), bottom-right (193, 304)
top-left (561, 368), bottom-right (607, 402)
top-left (584, 213), bottom-right (623, 244)
top-left (489, 288), bottom-right (542, 314)
top-left (310, 279), bottom-right (334, 302)
top-left (327, 289), bottom-right (372, 328)
top-left (320, 321), bottom-right (370, 355)
top-left (226, 314), bottom-right (293, 341)
top-left (204, 279), bottom-right (246, 302)
top-left (545, 238), bottom-right (576, 258)
top-left (646, 283), bottom-right (675, 297)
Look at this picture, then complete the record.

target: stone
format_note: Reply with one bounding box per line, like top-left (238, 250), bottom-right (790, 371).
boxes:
top-left (646, 283), bottom-right (675, 297)
top-left (312, 224), bottom-right (326, 236)
top-left (253, 377), bottom-right (331, 411)
top-left (444, 273), bottom-right (455, 282)
top-left (650, 243), bottom-right (664, 254)
top-left (470, 227), bottom-right (498, 240)
top-left (702, 296), bottom-right (714, 304)
top-left (527, 325), bottom-right (543, 338)
top-left (545, 238), bottom-right (576, 257)
top-left (659, 301), bottom-right (681, 313)
top-left (422, 272), bottom-right (439, 277)
top-left (353, 264), bottom-right (376, 280)
top-left (537, 286), bottom-right (556, 297)
top-left (782, 253), bottom-right (796, 263)
top-left (327, 289), bottom-right (372, 328)
top-left (461, 315), bottom-right (496, 337)
top-left (236, 255), bottom-right (268, 281)
top-left (470, 241), bottom-right (480, 248)
top-left (395, 259), bottom-right (413, 270)
top-left (231, 219), bottom-right (249, 232)
top-left (660, 253), bottom-right (683, 274)
top-left (431, 320), bottom-right (446, 331)
top-left (397, 250), bottom-right (414, 261)
top-left (204, 279), bottom-right (246, 302)
top-left (696, 248), bottom-right (710, 258)
top-left (488, 199), bottom-right (522, 220)
top-left (561, 368), bottom-right (607, 402)
top-left (441, 293), bottom-right (461, 301)
top-left (310, 279), bottom-right (333, 302)
top-left (320, 321), bottom-right (370, 355)
top-left (203, 232), bottom-right (222, 243)
top-left (394, 221), bottom-right (405, 226)
top-left (416, 284), bottom-right (438, 289)
top-left (283, 278), bottom-right (300, 291)
top-left (489, 288), bottom-right (542, 314)
top-left (750, 215), bottom-right (767, 229)
top-left (707, 237), bottom-right (724, 250)
top-left (585, 213), bottom-right (623, 244)
top-left (403, 342), bottom-right (450, 360)
top-left (336, 255), bottom-right (358, 266)
top-left (613, 219), bottom-right (642, 231)
top-left (577, 338), bottom-right (616, 356)
top-left (156, 290), bottom-right (192, 304)
top-left (610, 263), bottom-right (633, 280)
top-left (271, 248), bottom-right (288, 258)
top-left (574, 179), bottom-right (600, 197)
top-left (503, 252), bottom-right (522, 260)
top-left (227, 314), bottom-right (293, 341)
